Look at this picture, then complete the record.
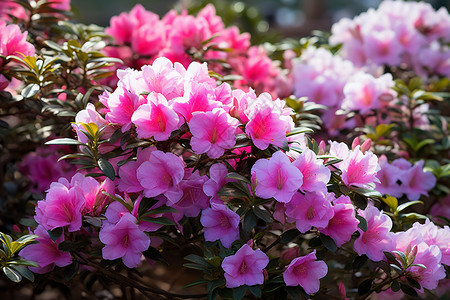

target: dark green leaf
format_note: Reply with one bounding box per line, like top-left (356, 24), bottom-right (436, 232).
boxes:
top-left (58, 241), bottom-right (75, 252)
top-left (406, 277), bottom-right (421, 290)
top-left (225, 172), bottom-right (250, 184)
top-left (281, 229), bottom-right (300, 244)
top-left (98, 158), bottom-right (115, 180)
top-left (184, 280), bottom-right (209, 288)
top-left (233, 286), bottom-right (247, 300)
top-left (356, 215), bottom-right (368, 232)
top-left (248, 285), bottom-right (262, 298)
top-left (206, 278), bottom-right (225, 293)
top-left (48, 227), bottom-right (63, 242)
top-left (392, 251), bottom-right (407, 268)
top-left (358, 279), bottom-right (372, 296)
top-left (352, 192), bottom-right (368, 209)
top-left (18, 218), bottom-right (38, 227)
top-left (400, 283), bottom-right (418, 297)
top-left (139, 217), bottom-right (176, 226)
top-left (141, 206), bottom-right (178, 217)
top-left (64, 262), bottom-right (79, 281)
top-left (390, 264), bottom-right (403, 275)
top-left (10, 265), bottom-right (34, 282)
top-left (184, 255), bottom-right (211, 268)
top-left (391, 280), bottom-right (400, 292)
top-left (252, 206), bottom-right (272, 223)
top-left (320, 234), bottom-right (337, 253)
top-left (396, 201), bottom-right (423, 213)
top-left (243, 210), bottom-right (257, 232)
top-left (143, 246), bottom-right (168, 265)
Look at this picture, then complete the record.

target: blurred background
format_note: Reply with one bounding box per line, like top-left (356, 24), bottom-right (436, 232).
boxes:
top-left (71, 0), bottom-right (449, 42)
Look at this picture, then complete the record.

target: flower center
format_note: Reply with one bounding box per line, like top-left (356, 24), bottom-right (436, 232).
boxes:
top-left (276, 169), bottom-right (284, 190)
top-left (307, 206), bottom-right (315, 220)
top-left (211, 127), bottom-right (218, 144)
top-left (239, 260), bottom-right (247, 274)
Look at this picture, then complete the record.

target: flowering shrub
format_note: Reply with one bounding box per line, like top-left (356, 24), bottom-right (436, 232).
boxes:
top-left (0, 1), bottom-right (449, 299)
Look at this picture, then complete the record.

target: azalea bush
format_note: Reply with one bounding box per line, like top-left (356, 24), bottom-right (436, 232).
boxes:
top-left (0, 1), bottom-right (449, 300)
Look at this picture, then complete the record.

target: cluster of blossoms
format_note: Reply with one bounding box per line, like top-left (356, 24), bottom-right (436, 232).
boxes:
top-left (291, 47), bottom-right (397, 133)
top-left (19, 145), bottom-right (77, 194)
top-left (329, 0), bottom-right (450, 77)
top-left (376, 155), bottom-right (437, 200)
top-left (0, 0), bottom-right (70, 20)
top-left (104, 4), bottom-right (286, 97)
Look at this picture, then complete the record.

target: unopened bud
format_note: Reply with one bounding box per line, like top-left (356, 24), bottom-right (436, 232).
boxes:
top-left (318, 140), bottom-right (326, 155)
top-left (351, 137), bottom-right (360, 150)
top-left (361, 139), bottom-right (372, 153)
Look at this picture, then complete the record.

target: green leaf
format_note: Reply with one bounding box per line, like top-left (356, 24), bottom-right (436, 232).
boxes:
top-left (64, 262), bottom-right (79, 281)
top-left (400, 283), bottom-right (418, 297)
top-left (406, 277), bottom-right (421, 290)
top-left (375, 124), bottom-right (394, 138)
top-left (243, 210), bottom-right (257, 232)
top-left (45, 138), bottom-right (84, 146)
top-left (21, 83), bottom-right (40, 98)
top-left (248, 285), bottom-right (262, 298)
top-left (286, 127), bottom-right (314, 137)
top-left (3, 266), bottom-right (22, 282)
top-left (140, 206), bottom-right (178, 217)
top-left (358, 279), bottom-right (372, 296)
top-left (320, 234), bottom-right (337, 253)
top-left (184, 280), bottom-right (209, 288)
top-left (356, 215), bottom-right (368, 232)
top-left (353, 255), bottom-right (368, 271)
top-left (233, 286), bottom-right (247, 300)
top-left (139, 217), bottom-right (176, 226)
top-left (7, 258), bottom-right (38, 268)
top-left (225, 172), bottom-right (250, 184)
top-left (281, 229), bottom-right (300, 244)
top-left (58, 241), bottom-right (75, 252)
top-left (396, 201), bottom-right (423, 213)
top-left (391, 280), bottom-right (401, 292)
top-left (142, 246), bottom-right (168, 265)
top-left (15, 235), bottom-right (38, 244)
top-left (410, 263), bottom-right (427, 269)
top-left (392, 251), bottom-right (408, 268)
top-left (184, 255), bottom-right (211, 268)
top-left (48, 227), bottom-right (63, 242)
top-left (252, 206), bottom-right (272, 223)
top-left (98, 158), bottom-right (115, 180)
top-left (10, 265), bottom-right (34, 282)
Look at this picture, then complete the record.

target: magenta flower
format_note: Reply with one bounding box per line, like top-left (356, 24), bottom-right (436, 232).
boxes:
top-left (19, 225), bottom-right (72, 274)
top-left (131, 92), bottom-right (180, 141)
top-left (189, 108), bottom-right (238, 159)
top-left (99, 213), bottom-right (150, 268)
top-left (137, 150), bottom-right (185, 203)
top-left (106, 86), bottom-right (142, 131)
top-left (375, 155), bottom-right (404, 197)
top-left (251, 151), bottom-right (303, 203)
top-left (245, 93), bottom-right (289, 150)
top-left (292, 149), bottom-right (330, 194)
top-left (283, 250), bottom-right (328, 294)
top-left (285, 192), bottom-right (334, 233)
top-left (319, 195), bottom-right (359, 247)
top-left (0, 23), bottom-right (35, 57)
top-left (200, 203), bottom-right (240, 248)
top-left (341, 146), bottom-right (380, 189)
top-left (34, 182), bottom-right (85, 232)
top-left (221, 244), bottom-right (269, 288)
top-left (353, 205), bottom-right (393, 261)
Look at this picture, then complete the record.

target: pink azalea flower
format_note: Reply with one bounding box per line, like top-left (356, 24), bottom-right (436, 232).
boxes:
top-left (203, 163), bottom-right (229, 197)
top-left (411, 220), bottom-right (450, 266)
top-left (400, 160), bottom-right (436, 201)
top-left (105, 86), bottom-right (142, 131)
top-left (353, 205), bottom-right (393, 261)
top-left (167, 169), bottom-right (209, 218)
top-left (285, 192), bottom-right (334, 233)
top-left (292, 149), bottom-right (330, 194)
top-left (375, 155), bottom-right (403, 197)
top-left (319, 195), bottom-right (359, 247)
top-left (221, 244), bottom-right (269, 288)
top-left (245, 93), bottom-right (289, 150)
top-left (283, 250), bottom-right (328, 294)
top-left (251, 151), bottom-right (303, 203)
top-left (341, 146), bottom-right (380, 189)
top-left (131, 22), bottom-right (165, 56)
top-left (72, 103), bottom-right (108, 144)
top-left (19, 226), bottom-right (72, 274)
top-left (100, 213), bottom-right (150, 268)
top-left (35, 182), bottom-right (85, 232)
top-left (118, 147), bottom-right (156, 193)
top-left (200, 202), bottom-right (240, 248)
top-left (189, 108), bottom-right (238, 159)
top-left (0, 24), bottom-right (35, 57)
top-left (137, 150), bottom-right (185, 203)
top-left (131, 92), bottom-right (180, 141)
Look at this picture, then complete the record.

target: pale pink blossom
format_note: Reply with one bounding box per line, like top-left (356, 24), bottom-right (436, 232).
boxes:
top-left (292, 149), bottom-right (330, 194)
top-left (0, 24), bottom-right (35, 57)
top-left (341, 146), bottom-right (380, 189)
